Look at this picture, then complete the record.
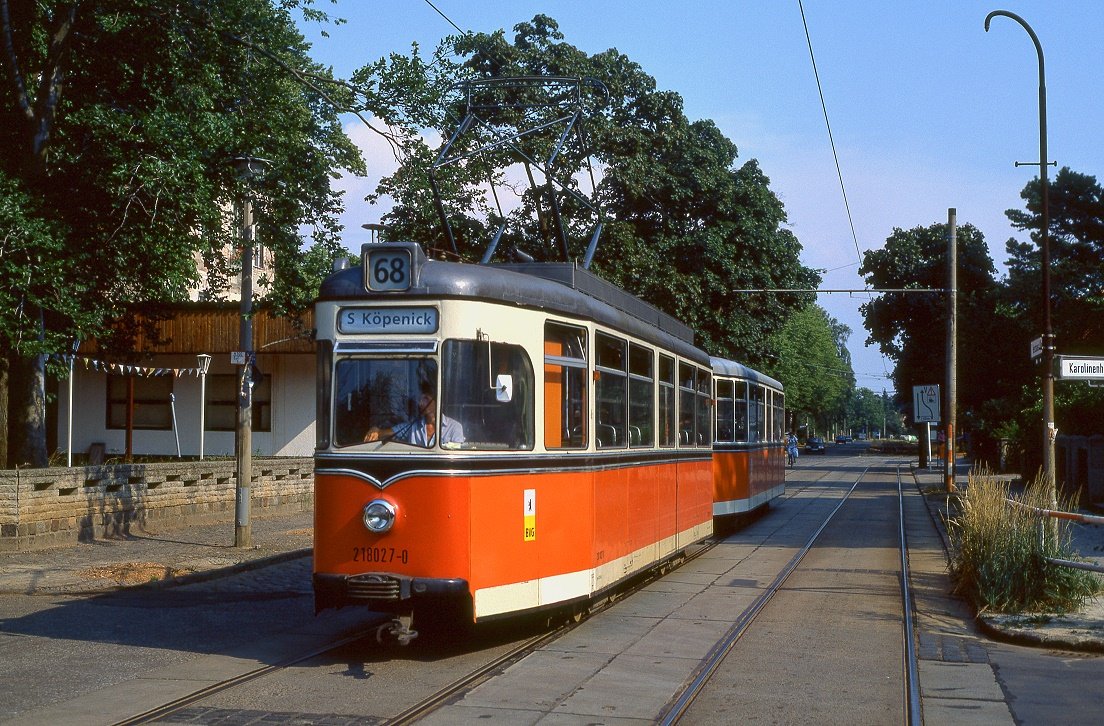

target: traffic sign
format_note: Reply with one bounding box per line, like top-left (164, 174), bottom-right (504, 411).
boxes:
top-left (1030, 337), bottom-right (1043, 362)
top-left (913, 384), bottom-right (940, 423)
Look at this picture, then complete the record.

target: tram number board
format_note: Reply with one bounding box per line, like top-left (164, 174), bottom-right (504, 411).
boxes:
top-left (365, 247), bottom-right (412, 291)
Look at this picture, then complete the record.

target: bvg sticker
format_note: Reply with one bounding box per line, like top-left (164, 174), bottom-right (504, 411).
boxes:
top-left (524, 489), bottom-right (536, 541)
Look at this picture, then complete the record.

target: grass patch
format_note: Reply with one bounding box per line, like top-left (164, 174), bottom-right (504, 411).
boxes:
top-left (947, 468), bottom-right (1101, 614)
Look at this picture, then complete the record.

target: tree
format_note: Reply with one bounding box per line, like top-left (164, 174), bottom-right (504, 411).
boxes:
top-left (766, 304), bottom-right (853, 434)
top-left (1002, 168), bottom-right (1104, 467)
top-left (365, 15), bottom-right (819, 365)
top-left (859, 221), bottom-right (1019, 459)
top-left (1005, 167), bottom-right (1104, 352)
top-left (1, 0), bottom-right (366, 466)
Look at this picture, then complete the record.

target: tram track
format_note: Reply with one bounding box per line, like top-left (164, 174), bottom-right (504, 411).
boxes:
top-left (111, 530), bottom-right (725, 726)
top-left (660, 461), bottom-right (923, 724)
top-left (111, 464), bottom-right (924, 726)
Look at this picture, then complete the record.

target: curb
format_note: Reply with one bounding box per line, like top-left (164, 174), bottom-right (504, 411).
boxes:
top-left (132, 547), bottom-right (313, 592)
top-left (1, 548), bottom-right (313, 596)
top-left (909, 464), bottom-right (1104, 654)
top-left (975, 613), bottom-right (1104, 654)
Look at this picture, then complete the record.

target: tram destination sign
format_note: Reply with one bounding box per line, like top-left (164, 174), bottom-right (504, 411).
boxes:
top-left (1056, 355), bottom-right (1104, 381)
top-left (338, 307), bottom-right (439, 335)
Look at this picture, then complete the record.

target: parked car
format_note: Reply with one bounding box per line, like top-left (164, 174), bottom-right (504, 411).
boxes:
top-left (835, 434), bottom-right (852, 444)
top-left (805, 436), bottom-right (826, 454)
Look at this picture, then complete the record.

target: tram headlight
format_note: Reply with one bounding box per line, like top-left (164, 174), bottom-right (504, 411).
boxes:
top-left (362, 499), bottom-right (397, 533)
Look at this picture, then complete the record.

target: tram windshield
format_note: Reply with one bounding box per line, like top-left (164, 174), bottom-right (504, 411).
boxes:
top-left (331, 341), bottom-right (534, 451)
top-left (334, 358), bottom-right (438, 448)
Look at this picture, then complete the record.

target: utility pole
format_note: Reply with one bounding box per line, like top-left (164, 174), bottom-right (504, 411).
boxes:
top-left (946, 208), bottom-right (958, 493)
top-left (231, 156), bottom-right (268, 548)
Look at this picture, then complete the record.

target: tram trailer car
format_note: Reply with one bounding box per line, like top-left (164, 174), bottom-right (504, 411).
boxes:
top-left (710, 358), bottom-right (786, 533)
top-left (313, 242), bottom-right (717, 641)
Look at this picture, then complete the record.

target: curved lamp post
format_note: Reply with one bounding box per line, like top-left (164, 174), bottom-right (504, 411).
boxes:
top-left (985, 10), bottom-right (1056, 502)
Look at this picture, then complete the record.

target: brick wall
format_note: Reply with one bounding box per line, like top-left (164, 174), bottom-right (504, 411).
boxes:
top-left (0, 458), bottom-right (313, 551)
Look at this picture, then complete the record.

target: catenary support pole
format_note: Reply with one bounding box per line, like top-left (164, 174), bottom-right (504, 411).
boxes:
top-left (946, 208), bottom-right (957, 493)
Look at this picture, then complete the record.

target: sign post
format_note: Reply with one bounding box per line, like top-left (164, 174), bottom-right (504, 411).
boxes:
top-left (913, 385), bottom-right (940, 471)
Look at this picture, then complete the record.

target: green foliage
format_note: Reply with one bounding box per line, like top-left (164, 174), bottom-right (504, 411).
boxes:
top-left (362, 14), bottom-right (818, 364)
top-left (859, 221), bottom-right (1025, 462)
top-left (864, 169), bottom-right (1104, 468)
top-left (1, 0), bottom-right (369, 464)
top-left (2, 0), bottom-right (366, 339)
top-left (766, 305), bottom-right (852, 431)
top-left (947, 469), bottom-right (1100, 613)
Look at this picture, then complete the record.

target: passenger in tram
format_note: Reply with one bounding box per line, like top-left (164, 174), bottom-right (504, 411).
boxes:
top-left (364, 385), bottom-right (465, 447)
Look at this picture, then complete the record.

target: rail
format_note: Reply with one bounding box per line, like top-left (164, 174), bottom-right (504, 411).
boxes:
top-left (1005, 498), bottom-right (1104, 575)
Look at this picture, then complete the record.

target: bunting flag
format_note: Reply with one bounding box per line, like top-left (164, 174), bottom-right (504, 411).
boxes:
top-left (49, 354), bottom-right (207, 378)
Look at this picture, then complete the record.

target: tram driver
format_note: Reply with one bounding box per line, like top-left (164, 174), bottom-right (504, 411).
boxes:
top-left (364, 384), bottom-right (465, 447)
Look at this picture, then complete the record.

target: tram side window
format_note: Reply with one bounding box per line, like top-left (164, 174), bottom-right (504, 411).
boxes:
top-left (317, 340), bottom-right (332, 449)
top-left (659, 355), bottom-right (676, 447)
top-left (545, 322), bottom-right (588, 449)
top-left (716, 379), bottom-right (735, 443)
top-left (696, 368), bottom-right (712, 447)
top-left (773, 390), bottom-right (785, 441)
top-left (442, 340), bottom-right (534, 450)
top-left (733, 380), bottom-right (749, 443)
top-left (749, 385), bottom-right (765, 443)
top-left (595, 332), bottom-right (627, 448)
top-left (628, 344), bottom-right (654, 447)
top-left (678, 362), bottom-right (696, 446)
top-left (333, 358), bottom-right (437, 448)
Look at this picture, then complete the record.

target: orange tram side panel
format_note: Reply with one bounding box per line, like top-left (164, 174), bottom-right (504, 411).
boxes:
top-left (712, 446), bottom-right (785, 520)
top-left (313, 457), bottom-right (714, 622)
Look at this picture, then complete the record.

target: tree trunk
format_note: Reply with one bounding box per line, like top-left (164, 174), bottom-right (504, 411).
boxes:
top-left (0, 355), bottom-right (9, 467)
top-left (6, 302), bottom-right (49, 468)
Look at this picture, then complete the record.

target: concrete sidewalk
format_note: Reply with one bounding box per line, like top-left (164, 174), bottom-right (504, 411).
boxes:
top-left (0, 509), bottom-right (313, 595)
top-left (909, 463), bottom-right (1104, 654)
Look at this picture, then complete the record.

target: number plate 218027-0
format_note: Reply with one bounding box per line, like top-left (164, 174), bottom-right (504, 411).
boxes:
top-left (351, 546), bottom-right (409, 565)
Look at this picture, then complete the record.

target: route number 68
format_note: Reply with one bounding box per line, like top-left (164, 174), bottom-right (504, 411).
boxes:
top-left (366, 248), bottom-right (412, 292)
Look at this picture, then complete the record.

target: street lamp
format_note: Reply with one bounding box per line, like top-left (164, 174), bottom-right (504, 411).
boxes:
top-left (197, 353), bottom-right (212, 460)
top-left (985, 11), bottom-right (1057, 504)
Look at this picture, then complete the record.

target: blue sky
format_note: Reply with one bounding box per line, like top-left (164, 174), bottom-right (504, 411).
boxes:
top-left (297, 1), bottom-right (1104, 394)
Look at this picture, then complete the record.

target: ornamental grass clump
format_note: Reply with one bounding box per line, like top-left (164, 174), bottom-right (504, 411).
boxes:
top-left (947, 469), bottom-right (1100, 613)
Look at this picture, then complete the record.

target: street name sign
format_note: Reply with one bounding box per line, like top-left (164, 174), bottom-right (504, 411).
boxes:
top-left (913, 384), bottom-right (940, 423)
top-left (1056, 355), bottom-right (1104, 381)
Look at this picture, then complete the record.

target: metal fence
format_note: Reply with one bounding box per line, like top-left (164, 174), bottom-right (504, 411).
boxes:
top-left (1005, 498), bottom-right (1104, 575)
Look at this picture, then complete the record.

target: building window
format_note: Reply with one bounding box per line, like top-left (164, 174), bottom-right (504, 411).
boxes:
top-left (106, 375), bottom-right (173, 430)
top-left (205, 373), bottom-right (271, 432)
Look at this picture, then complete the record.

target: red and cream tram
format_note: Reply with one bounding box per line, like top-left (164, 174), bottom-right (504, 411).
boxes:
top-left (312, 241), bottom-right (781, 640)
top-left (710, 358), bottom-right (786, 531)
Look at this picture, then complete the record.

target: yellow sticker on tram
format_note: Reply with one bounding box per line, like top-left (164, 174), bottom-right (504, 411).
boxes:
top-left (524, 488), bottom-right (536, 541)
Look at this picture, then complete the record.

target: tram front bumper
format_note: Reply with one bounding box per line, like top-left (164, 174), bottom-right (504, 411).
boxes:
top-left (313, 572), bottom-right (469, 613)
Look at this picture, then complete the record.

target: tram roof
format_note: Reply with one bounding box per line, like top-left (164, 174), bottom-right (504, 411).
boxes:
top-left (319, 252), bottom-right (708, 365)
top-left (710, 356), bottom-right (784, 392)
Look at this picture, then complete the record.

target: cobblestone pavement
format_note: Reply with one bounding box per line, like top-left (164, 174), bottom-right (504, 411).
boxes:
top-left (0, 510), bottom-right (313, 595)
